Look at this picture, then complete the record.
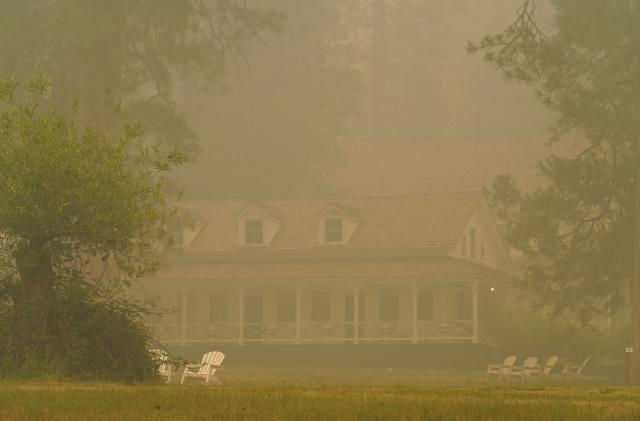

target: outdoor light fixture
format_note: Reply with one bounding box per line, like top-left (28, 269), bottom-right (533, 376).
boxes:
top-left (489, 287), bottom-right (495, 292)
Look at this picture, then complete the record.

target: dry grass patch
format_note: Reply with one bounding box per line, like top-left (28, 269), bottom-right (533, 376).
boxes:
top-left (1, 382), bottom-right (640, 420)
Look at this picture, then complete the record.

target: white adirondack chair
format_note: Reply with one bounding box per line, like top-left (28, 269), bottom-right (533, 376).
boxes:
top-left (487, 355), bottom-right (517, 380)
top-left (507, 356), bottom-right (539, 382)
top-left (562, 356), bottom-right (591, 377)
top-left (181, 351), bottom-right (225, 385)
top-left (151, 348), bottom-right (173, 382)
top-left (539, 355), bottom-right (560, 376)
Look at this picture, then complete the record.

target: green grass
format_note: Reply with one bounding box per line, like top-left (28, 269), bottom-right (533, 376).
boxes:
top-left (1, 368), bottom-right (638, 420)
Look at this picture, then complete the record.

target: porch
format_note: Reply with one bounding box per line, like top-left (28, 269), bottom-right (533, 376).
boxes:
top-left (146, 281), bottom-right (485, 345)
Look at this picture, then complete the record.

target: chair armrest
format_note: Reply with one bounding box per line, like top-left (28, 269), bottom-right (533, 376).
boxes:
top-left (562, 365), bottom-right (582, 374)
top-left (183, 363), bottom-right (203, 373)
top-left (527, 365), bottom-right (542, 374)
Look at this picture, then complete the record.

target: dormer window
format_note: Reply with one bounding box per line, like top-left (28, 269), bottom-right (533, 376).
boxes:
top-left (324, 218), bottom-right (343, 243)
top-left (236, 202), bottom-right (284, 247)
top-left (316, 203), bottom-right (361, 245)
top-left (245, 219), bottom-right (264, 245)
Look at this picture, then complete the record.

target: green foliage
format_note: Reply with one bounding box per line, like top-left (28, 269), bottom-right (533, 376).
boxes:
top-left (0, 1), bottom-right (282, 151)
top-left (0, 78), bottom-right (184, 282)
top-left (469, 0), bottom-right (640, 322)
top-left (483, 296), bottom-right (623, 362)
top-left (47, 283), bottom-right (157, 382)
top-left (0, 281), bottom-right (158, 382)
top-left (0, 77), bottom-right (182, 380)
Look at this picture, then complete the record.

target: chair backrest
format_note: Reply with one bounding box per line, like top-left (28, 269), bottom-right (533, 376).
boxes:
top-left (197, 351), bottom-right (226, 375)
top-left (503, 355), bottom-right (517, 366)
top-left (576, 356), bottom-right (591, 375)
top-left (522, 357), bottom-right (538, 368)
top-left (543, 355), bottom-right (559, 375)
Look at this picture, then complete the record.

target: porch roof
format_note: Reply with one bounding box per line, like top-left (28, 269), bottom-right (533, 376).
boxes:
top-left (154, 255), bottom-right (512, 285)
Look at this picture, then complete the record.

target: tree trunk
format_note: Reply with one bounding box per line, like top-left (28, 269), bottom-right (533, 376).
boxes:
top-left (631, 171), bottom-right (640, 385)
top-left (12, 242), bottom-right (56, 356)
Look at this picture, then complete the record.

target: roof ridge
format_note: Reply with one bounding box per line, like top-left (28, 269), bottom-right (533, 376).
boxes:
top-left (179, 191), bottom-right (485, 206)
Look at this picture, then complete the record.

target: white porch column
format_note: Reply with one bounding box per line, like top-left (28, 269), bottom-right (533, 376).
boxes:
top-left (412, 282), bottom-right (418, 344)
top-left (295, 284), bottom-right (301, 344)
top-left (180, 288), bottom-right (188, 346)
top-left (238, 285), bottom-right (245, 345)
top-left (353, 285), bottom-right (360, 344)
top-left (472, 282), bottom-right (479, 343)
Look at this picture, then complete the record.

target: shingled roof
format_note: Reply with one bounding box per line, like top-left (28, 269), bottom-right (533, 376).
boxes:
top-left (156, 256), bottom-right (510, 283)
top-left (180, 191), bottom-right (485, 252)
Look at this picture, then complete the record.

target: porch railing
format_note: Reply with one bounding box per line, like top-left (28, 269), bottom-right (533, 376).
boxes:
top-left (149, 320), bottom-right (476, 344)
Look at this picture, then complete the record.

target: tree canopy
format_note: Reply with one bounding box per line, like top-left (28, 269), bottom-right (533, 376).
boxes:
top-left (0, 77), bottom-right (184, 378)
top-left (0, 1), bottom-right (281, 152)
top-left (468, 0), bottom-right (640, 378)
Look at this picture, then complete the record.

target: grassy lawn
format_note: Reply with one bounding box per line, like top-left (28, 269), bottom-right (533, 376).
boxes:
top-left (1, 368), bottom-right (638, 420)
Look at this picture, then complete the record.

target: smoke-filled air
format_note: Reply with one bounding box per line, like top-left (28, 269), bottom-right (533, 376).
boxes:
top-left (1, 1), bottom-right (639, 419)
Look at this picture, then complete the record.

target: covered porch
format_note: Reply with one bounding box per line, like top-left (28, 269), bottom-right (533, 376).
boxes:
top-left (145, 279), bottom-right (490, 345)
top-left (143, 254), bottom-right (510, 346)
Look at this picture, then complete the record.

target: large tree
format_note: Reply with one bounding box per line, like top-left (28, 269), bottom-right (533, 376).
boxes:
top-left (468, 0), bottom-right (640, 381)
top-left (177, 0), bottom-right (360, 199)
top-left (0, 1), bottom-right (281, 152)
top-left (0, 77), bottom-right (184, 375)
top-left (333, 0), bottom-right (551, 139)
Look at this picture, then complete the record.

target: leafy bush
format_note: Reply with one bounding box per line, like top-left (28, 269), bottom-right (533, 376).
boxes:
top-left (483, 294), bottom-right (625, 363)
top-left (0, 281), bottom-right (160, 382)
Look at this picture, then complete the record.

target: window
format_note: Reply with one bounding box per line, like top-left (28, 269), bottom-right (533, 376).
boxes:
top-left (209, 292), bottom-right (228, 323)
top-left (324, 218), bottom-right (343, 243)
top-left (417, 289), bottom-right (434, 321)
top-left (470, 228), bottom-right (477, 259)
top-left (379, 290), bottom-right (399, 322)
top-left (277, 291), bottom-right (296, 323)
top-left (311, 291), bottom-right (331, 322)
top-left (245, 219), bottom-right (263, 245)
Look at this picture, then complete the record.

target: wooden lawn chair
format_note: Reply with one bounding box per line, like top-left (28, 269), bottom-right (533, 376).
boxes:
top-left (487, 355), bottom-right (517, 381)
top-left (507, 356), bottom-right (539, 382)
top-left (561, 356), bottom-right (591, 377)
top-left (181, 351), bottom-right (225, 385)
top-left (539, 355), bottom-right (559, 376)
